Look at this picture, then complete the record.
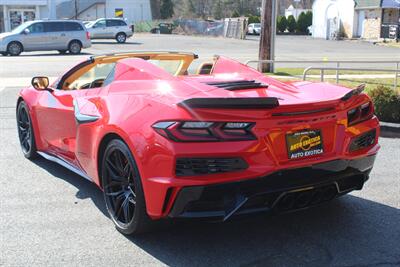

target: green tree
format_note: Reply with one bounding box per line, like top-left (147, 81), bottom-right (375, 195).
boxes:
top-left (231, 10), bottom-right (240, 18)
top-left (305, 11), bottom-right (313, 33)
top-left (296, 12), bottom-right (308, 33)
top-left (247, 15), bottom-right (260, 24)
top-left (213, 0), bottom-right (223, 20)
top-left (160, 0), bottom-right (174, 19)
top-left (287, 15), bottom-right (296, 33)
top-left (305, 11), bottom-right (313, 25)
top-left (277, 15), bottom-right (287, 33)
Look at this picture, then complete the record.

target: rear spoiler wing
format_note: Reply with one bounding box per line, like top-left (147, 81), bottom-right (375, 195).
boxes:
top-left (178, 97), bottom-right (279, 109)
top-left (341, 84), bottom-right (365, 101)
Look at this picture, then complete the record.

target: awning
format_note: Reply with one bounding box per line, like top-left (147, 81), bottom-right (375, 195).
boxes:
top-left (381, 0), bottom-right (400, 8)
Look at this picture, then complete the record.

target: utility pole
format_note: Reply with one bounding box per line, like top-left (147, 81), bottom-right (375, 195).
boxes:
top-left (74, 0), bottom-right (78, 19)
top-left (258, 0), bottom-right (277, 73)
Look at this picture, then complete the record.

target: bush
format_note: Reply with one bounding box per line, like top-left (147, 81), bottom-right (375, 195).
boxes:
top-left (368, 86), bottom-right (400, 123)
top-left (305, 11), bottom-right (313, 28)
top-left (287, 15), bottom-right (296, 33)
top-left (160, 0), bottom-right (174, 19)
top-left (248, 15), bottom-right (260, 24)
top-left (277, 15), bottom-right (287, 33)
top-left (296, 12), bottom-right (308, 33)
top-left (232, 11), bottom-right (240, 18)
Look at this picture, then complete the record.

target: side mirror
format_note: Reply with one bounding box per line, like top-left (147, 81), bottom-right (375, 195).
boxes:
top-left (23, 28), bottom-right (30, 35)
top-left (31, 76), bottom-right (50, 91)
top-left (92, 25), bottom-right (97, 28)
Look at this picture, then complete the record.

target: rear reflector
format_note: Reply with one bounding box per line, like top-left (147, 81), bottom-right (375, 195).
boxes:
top-left (349, 129), bottom-right (376, 152)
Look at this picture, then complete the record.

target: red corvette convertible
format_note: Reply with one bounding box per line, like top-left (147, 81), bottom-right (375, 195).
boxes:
top-left (17, 52), bottom-right (380, 235)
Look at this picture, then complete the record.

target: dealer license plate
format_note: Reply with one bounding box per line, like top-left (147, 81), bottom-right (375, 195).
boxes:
top-left (286, 130), bottom-right (324, 159)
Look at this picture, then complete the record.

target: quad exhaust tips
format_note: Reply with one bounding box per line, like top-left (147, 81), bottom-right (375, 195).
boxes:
top-left (274, 185), bottom-right (338, 212)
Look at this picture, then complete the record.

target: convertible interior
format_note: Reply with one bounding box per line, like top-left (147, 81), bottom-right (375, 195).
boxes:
top-left (59, 52), bottom-right (216, 90)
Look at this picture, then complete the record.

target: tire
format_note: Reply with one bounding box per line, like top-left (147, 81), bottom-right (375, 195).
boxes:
top-left (58, 50), bottom-right (67, 54)
top-left (68, 40), bottom-right (82, 54)
top-left (116, 32), bottom-right (127, 43)
top-left (17, 101), bottom-right (37, 159)
top-left (101, 139), bottom-right (153, 235)
top-left (7, 42), bottom-right (23, 56)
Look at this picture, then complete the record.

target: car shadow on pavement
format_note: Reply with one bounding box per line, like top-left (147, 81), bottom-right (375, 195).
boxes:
top-left (31, 157), bottom-right (108, 218)
top-left (29, 156), bottom-right (400, 267)
top-left (6, 52), bottom-right (93, 57)
top-left (91, 41), bottom-right (143, 45)
top-left (126, 196), bottom-right (400, 267)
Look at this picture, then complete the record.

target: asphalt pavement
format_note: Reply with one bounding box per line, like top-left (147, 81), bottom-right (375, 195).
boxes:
top-left (1, 35), bottom-right (400, 267)
top-left (1, 86), bottom-right (400, 266)
top-left (1, 34), bottom-right (400, 79)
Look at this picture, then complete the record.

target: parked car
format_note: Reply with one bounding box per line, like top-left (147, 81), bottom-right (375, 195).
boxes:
top-left (82, 21), bottom-right (93, 27)
top-left (0, 20), bottom-right (91, 56)
top-left (86, 18), bottom-right (133, 43)
top-left (150, 23), bottom-right (175, 34)
top-left (17, 51), bottom-right (380, 235)
top-left (247, 23), bottom-right (261, 35)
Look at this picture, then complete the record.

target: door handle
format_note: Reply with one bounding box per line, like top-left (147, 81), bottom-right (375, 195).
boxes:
top-left (61, 33), bottom-right (66, 36)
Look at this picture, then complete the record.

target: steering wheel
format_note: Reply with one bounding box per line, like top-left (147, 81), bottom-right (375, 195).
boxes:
top-left (89, 78), bottom-right (105, 89)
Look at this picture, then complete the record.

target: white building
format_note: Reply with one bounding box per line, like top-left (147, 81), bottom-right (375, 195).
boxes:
top-left (0, 0), bottom-right (59, 32)
top-left (0, 0), bottom-right (152, 32)
top-left (312, 0), bottom-right (400, 40)
top-left (285, 5), bottom-right (311, 20)
top-left (56, 0), bottom-right (151, 24)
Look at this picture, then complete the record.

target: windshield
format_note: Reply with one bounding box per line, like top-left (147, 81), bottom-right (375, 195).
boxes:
top-left (11, 22), bottom-right (32, 33)
top-left (254, 23), bottom-right (261, 28)
top-left (85, 21), bottom-right (95, 28)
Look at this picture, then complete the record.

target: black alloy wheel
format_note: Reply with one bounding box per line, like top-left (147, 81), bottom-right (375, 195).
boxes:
top-left (17, 101), bottom-right (37, 159)
top-left (102, 139), bottom-right (152, 235)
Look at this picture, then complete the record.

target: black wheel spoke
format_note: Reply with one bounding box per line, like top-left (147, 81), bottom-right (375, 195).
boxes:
top-left (122, 197), bottom-right (130, 222)
top-left (105, 159), bottom-right (125, 182)
top-left (105, 189), bottom-right (124, 197)
top-left (114, 151), bottom-right (124, 174)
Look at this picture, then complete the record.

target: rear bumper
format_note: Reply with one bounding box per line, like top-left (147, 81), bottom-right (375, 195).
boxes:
top-left (82, 40), bottom-right (92, 48)
top-left (168, 154), bottom-right (376, 220)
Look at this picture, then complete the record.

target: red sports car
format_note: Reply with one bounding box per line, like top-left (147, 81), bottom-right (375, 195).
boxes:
top-left (17, 52), bottom-right (380, 235)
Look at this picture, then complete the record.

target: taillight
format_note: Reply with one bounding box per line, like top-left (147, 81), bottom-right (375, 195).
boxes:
top-left (86, 31), bottom-right (90, 40)
top-left (347, 101), bottom-right (373, 126)
top-left (152, 121), bottom-right (256, 142)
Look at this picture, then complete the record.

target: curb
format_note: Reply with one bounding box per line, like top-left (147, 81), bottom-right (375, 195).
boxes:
top-left (380, 121), bottom-right (400, 138)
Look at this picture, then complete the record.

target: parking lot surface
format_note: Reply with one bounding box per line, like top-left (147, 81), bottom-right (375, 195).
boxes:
top-left (0, 34), bottom-right (399, 267)
top-left (1, 34), bottom-right (400, 79)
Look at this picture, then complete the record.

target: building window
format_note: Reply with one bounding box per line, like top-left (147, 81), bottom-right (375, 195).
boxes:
top-left (0, 6), bottom-right (4, 32)
top-left (382, 8), bottom-right (400, 25)
top-left (9, 9), bottom-right (36, 30)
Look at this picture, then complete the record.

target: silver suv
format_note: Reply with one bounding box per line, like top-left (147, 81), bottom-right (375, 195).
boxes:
top-left (86, 18), bottom-right (133, 43)
top-left (0, 20), bottom-right (91, 56)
